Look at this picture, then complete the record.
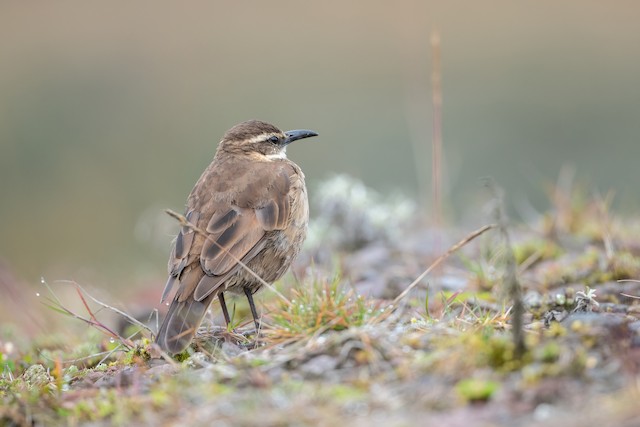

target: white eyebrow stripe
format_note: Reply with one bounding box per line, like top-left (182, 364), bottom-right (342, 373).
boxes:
top-left (246, 133), bottom-right (279, 144)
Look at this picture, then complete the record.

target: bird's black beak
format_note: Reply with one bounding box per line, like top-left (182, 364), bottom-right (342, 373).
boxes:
top-left (283, 129), bottom-right (318, 146)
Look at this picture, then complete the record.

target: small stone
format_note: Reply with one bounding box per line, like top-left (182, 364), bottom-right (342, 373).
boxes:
top-left (524, 291), bottom-right (543, 309)
top-left (221, 341), bottom-right (247, 357)
top-left (543, 310), bottom-right (568, 327)
top-left (564, 313), bottom-right (630, 341)
top-left (146, 363), bottom-right (180, 378)
top-left (300, 355), bottom-right (338, 378)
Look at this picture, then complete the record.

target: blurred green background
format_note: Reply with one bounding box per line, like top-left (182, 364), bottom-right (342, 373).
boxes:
top-left (1, 1), bottom-right (639, 287)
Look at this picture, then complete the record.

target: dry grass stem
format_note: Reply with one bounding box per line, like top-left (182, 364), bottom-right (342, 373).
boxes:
top-left (391, 223), bottom-right (496, 306)
top-left (431, 29), bottom-right (443, 228)
top-left (487, 181), bottom-right (526, 358)
top-left (54, 280), bottom-right (153, 334)
top-left (40, 279), bottom-right (133, 348)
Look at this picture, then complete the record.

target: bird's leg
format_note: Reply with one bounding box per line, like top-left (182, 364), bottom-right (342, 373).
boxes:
top-left (218, 292), bottom-right (231, 326)
top-left (243, 287), bottom-right (261, 333)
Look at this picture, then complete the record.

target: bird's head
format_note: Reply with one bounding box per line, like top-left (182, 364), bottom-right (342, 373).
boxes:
top-left (218, 120), bottom-right (318, 160)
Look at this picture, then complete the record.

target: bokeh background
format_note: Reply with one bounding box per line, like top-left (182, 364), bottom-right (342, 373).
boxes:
top-left (1, 1), bottom-right (639, 292)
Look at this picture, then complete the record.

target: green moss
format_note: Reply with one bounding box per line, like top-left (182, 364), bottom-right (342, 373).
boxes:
top-left (121, 340), bottom-right (152, 365)
top-left (537, 342), bottom-right (561, 363)
top-left (456, 378), bottom-right (499, 403)
top-left (513, 238), bottom-right (563, 265)
top-left (482, 335), bottom-right (520, 371)
top-left (610, 251), bottom-right (640, 280)
top-left (173, 349), bottom-right (192, 363)
top-left (150, 388), bottom-right (171, 407)
top-left (320, 383), bottom-right (366, 401)
top-left (546, 322), bottom-right (567, 338)
top-left (542, 247), bottom-right (640, 287)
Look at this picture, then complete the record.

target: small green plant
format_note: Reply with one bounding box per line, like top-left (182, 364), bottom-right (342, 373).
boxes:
top-left (0, 347), bottom-right (16, 376)
top-left (265, 276), bottom-right (383, 342)
top-left (459, 253), bottom-right (499, 291)
top-left (573, 286), bottom-right (599, 313)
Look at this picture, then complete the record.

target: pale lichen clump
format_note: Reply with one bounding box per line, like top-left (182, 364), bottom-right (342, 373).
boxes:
top-left (306, 174), bottom-right (415, 251)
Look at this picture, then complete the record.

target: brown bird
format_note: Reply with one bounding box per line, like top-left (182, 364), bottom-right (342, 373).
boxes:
top-left (156, 120), bottom-right (317, 354)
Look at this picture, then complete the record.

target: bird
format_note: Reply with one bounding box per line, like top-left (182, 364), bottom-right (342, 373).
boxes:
top-left (156, 120), bottom-right (318, 354)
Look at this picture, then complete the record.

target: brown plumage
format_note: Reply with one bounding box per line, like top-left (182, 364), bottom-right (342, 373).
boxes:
top-left (156, 120), bottom-right (317, 354)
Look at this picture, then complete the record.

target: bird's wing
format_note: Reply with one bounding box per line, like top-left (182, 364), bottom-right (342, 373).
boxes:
top-left (161, 163), bottom-right (293, 303)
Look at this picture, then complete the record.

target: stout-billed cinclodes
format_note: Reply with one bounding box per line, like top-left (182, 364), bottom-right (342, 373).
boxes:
top-left (156, 120), bottom-right (317, 354)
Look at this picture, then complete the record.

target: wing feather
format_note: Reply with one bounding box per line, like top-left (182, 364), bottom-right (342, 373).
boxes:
top-left (189, 164), bottom-right (294, 302)
top-left (161, 210), bottom-right (199, 302)
top-left (201, 210), bottom-right (265, 275)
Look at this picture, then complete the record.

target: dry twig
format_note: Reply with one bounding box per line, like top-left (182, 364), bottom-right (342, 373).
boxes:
top-left (390, 223), bottom-right (496, 307)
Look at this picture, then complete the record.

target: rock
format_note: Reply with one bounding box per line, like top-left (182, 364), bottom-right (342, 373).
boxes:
top-left (300, 355), bottom-right (338, 378)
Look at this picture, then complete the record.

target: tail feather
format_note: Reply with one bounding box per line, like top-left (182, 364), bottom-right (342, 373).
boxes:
top-left (156, 293), bottom-right (215, 354)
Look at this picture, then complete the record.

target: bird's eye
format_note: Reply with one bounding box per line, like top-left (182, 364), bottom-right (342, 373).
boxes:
top-left (268, 135), bottom-right (280, 144)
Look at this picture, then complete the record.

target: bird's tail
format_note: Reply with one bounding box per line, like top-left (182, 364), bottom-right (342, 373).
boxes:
top-left (156, 293), bottom-right (216, 355)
